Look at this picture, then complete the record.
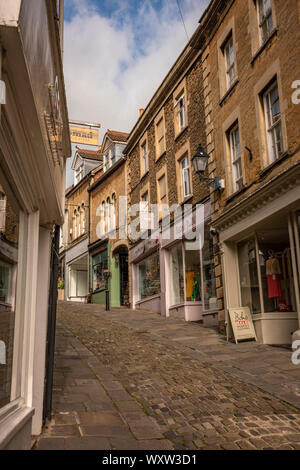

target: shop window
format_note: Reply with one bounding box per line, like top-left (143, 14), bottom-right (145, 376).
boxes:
top-left (185, 244), bottom-right (201, 302)
top-left (169, 244), bottom-right (184, 306)
top-left (257, 229), bottom-right (296, 313)
top-left (202, 226), bottom-right (217, 310)
top-left (223, 33), bottom-right (236, 90)
top-left (137, 251), bottom-right (160, 300)
top-left (92, 250), bottom-right (108, 292)
top-left (0, 189), bottom-right (19, 410)
top-left (69, 269), bottom-right (87, 297)
top-left (257, 0), bottom-right (273, 45)
top-left (262, 81), bottom-right (283, 163)
top-left (238, 239), bottom-right (261, 314)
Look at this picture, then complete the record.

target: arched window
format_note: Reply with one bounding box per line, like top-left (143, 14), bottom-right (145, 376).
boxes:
top-left (101, 201), bottom-right (105, 235)
top-left (112, 193), bottom-right (116, 230)
top-left (106, 197), bottom-right (111, 233)
top-left (73, 210), bottom-right (77, 239)
top-left (82, 203), bottom-right (85, 233)
top-left (78, 206), bottom-right (81, 237)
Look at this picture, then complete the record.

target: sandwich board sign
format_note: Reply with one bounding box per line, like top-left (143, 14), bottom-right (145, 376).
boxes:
top-left (228, 306), bottom-right (257, 344)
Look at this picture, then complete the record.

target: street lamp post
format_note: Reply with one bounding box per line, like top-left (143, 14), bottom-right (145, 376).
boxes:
top-left (104, 269), bottom-right (111, 311)
top-left (191, 145), bottom-right (224, 191)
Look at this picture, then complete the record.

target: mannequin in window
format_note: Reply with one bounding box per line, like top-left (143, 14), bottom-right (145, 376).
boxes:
top-left (186, 267), bottom-right (194, 300)
top-left (192, 280), bottom-right (201, 302)
top-left (266, 250), bottom-right (282, 308)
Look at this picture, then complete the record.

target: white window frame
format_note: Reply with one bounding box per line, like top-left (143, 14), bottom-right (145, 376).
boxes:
top-left (257, 0), bottom-right (273, 45)
top-left (223, 34), bottom-right (236, 90)
top-left (180, 155), bottom-right (191, 200)
top-left (229, 124), bottom-right (243, 193)
top-left (141, 141), bottom-right (148, 175)
top-left (175, 93), bottom-right (186, 133)
top-left (262, 81), bottom-right (283, 163)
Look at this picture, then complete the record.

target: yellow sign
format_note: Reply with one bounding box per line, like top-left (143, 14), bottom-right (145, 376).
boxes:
top-left (228, 307), bottom-right (257, 344)
top-left (69, 126), bottom-right (99, 145)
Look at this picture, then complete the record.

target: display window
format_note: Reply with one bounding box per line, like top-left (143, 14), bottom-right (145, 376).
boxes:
top-left (92, 250), bottom-right (108, 292)
top-left (202, 226), bottom-right (217, 310)
top-left (184, 244), bottom-right (201, 302)
top-left (237, 219), bottom-right (299, 315)
top-left (169, 244), bottom-right (184, 305)
top-left (0, 189), bottom-right (19, 409)
top-left (238, 238), bottom-right (261, 314)
top-left (137, 251), bottom-right (160, 300)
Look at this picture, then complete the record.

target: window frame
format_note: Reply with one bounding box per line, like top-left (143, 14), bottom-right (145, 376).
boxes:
top-left (180, 154), bottom-right (192, 200)
top-left (154, 109), bottom-right (166, 160)
top-left (228, 123), bottom-right (243, 193)
top-left (173, 79), bottom-right (188, 138)
top-left (223, 33), bottom-right (236, 91)
top-left (262, 80), bottom-right (283, 163)
top-left (139, 132), bottom-right (149, 179)
top-left (257, 0), bottom-right (273, 45)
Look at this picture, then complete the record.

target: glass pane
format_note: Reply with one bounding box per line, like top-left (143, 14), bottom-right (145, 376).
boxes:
top-left (77, 271), bottom-right (88, 297)
top-left (0, 189), bottom-right (19, 409)
top-left (238, 239), bottom-right (261, 314)
top-left (185, 245), bottom-right (201, 302)
top-left (202, 226), bottom-right (217, 310)
top-left (137, 252), bottom-right (160, 300)
top-left (92, 250), bottom-right (108, 291)
top-left (257, 228), bottom-right (296, 313)
top-left (169, 244), bottom-right (184, 306)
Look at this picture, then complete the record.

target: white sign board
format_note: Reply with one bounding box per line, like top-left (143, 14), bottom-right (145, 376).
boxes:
top-left (228, 307), bottom-right (257, 344)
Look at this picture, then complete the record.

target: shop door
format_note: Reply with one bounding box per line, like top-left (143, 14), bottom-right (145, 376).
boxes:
top-left (120, 254), bottom-right (129, 307)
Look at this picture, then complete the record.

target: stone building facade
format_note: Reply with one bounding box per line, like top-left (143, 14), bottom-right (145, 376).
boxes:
top-left (59, 148), bottom-right (102, 302)
top-left (125, 40), bottom-right (218, 324)
top-left (89, 130), bottom-right (130, 307)
top-left (190, 0), bottom-right (300, 344)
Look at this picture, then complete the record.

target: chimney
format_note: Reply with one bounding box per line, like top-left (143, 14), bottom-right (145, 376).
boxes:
top-left (139, 108), bottom-right (144, 117)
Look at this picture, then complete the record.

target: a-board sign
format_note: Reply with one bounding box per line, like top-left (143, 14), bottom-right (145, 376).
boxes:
top-left (228, 306), bottom-right (257, 344)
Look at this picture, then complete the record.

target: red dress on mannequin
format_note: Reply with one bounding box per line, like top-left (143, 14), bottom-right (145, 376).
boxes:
top-left (267, 274), bottom-right (282, 298)
top-left (266, 256), bottom-right (282, 299)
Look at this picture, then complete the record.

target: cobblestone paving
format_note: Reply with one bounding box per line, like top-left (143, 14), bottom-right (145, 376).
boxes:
top-left (34, 302), bottom-right (300, 450)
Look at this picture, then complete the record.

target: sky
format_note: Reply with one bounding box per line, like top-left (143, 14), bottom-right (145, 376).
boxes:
top-left (63, 0), bottom-right (210, 185)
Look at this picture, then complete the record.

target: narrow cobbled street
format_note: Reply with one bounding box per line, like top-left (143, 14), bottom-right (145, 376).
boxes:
top-left (34, 301), bottom-right (300, 450)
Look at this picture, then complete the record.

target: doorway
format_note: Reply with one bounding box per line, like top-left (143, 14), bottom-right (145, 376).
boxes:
top-left (120, 253), bottom-right (129, 307)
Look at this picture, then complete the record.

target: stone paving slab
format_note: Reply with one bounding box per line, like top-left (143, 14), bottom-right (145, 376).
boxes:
top-left (34, 301), bottom-right (300, 450)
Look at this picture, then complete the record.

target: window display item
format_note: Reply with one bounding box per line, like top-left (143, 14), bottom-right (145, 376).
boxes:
top-left (192, 280), bottom-right (201, 301)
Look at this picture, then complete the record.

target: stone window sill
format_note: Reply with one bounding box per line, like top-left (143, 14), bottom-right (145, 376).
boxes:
top-left (174, 125), bottom-right (188, 142)
top-left (219, 79), bottom-right (239, 107)
top-left (155, 150), bottom-right (166, 162)
top-left (225, 184), bottom-right (249, 204)
top-left (250, 28), bottom-right (278, 66)
top-left (0, 401), bottom-right (34, 450)
top-left (259, 150), bottom-right (291, 178)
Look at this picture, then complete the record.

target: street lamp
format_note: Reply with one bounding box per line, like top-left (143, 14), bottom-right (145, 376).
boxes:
top-left (192, 145), bottom-right (223, 191)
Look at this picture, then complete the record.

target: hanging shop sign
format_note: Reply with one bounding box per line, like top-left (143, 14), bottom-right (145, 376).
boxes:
top-left (69, 126), bottom-right (99, 146)
top-left (228, 306), bottom-right (257, 344)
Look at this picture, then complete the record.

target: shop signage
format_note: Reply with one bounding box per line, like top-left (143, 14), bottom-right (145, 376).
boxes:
top-left (228, 307), bottom-right (257, 344)
top-left (70, 126), bottom-right (99, 145)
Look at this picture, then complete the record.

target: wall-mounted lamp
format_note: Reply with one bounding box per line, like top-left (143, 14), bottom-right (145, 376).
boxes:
top-left (192, 145), bottom-right (224, 191)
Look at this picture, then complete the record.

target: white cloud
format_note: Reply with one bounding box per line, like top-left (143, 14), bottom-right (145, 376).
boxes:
top-left (64, 0), bottom-right (210, 142)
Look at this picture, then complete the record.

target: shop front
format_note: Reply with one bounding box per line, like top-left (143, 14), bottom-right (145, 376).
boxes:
top-left (161, 203), bottom-right (218, 323)
top-left (217, 165), bottom-right (300, 345)
top-left (65, 237), bottom-right (89, 302)
top-left (89, 241), bottom-right (109, 305)
top-left (130, 202), bottom-right (218, 324)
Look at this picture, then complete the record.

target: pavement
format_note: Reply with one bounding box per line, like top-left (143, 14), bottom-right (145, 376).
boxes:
top-left (34, 301), bottom-right (300, 450)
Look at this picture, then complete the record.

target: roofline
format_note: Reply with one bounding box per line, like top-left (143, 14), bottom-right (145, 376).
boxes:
top-left (88, 157), bottom-right (126, 193)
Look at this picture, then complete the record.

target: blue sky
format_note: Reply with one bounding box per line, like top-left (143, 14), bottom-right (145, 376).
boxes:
top-left (63, 0), bottom-right (210, 185)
